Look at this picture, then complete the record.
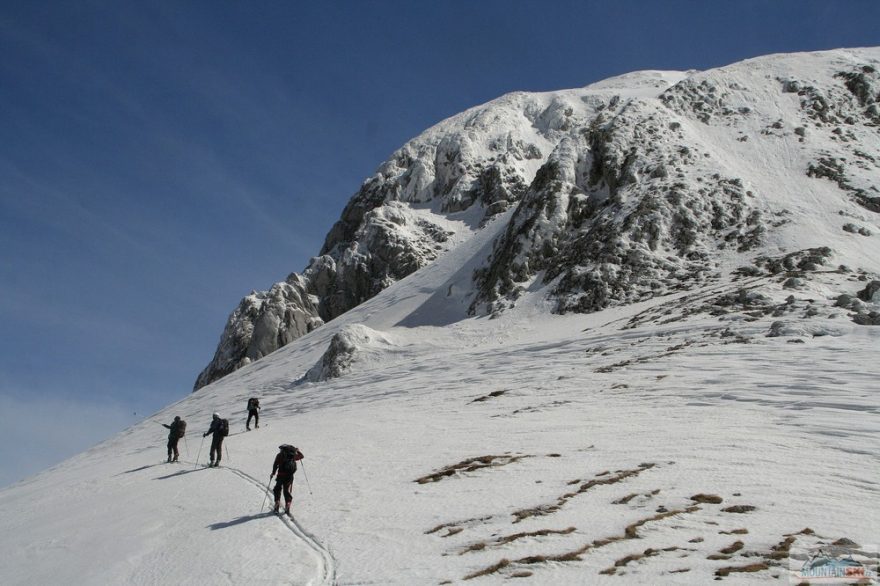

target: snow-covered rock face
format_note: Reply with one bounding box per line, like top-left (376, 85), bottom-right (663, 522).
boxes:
top-left (196, 48), bottom-right (880, 390)
top-left (194, 276), bottom-right (323, 390)
top-left (303, 325), bottom-right (394, 383)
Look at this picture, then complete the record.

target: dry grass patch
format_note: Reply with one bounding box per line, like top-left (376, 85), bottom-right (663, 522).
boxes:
top-left (690, 493), bottom-right (723, 504)
top-left (715, 562), bottom-right (768, 577)
top-left (426, 515), bottom-right (492, 535)
top-left (625, 506), bottom-right (700, 538)
top-left (511, 463), bottom-right (655, 523)
top-left (720, 528), bottom-right (748, 535)
top-left (707, 540), bottom-right (744, 560)
top-left (464, 505), bottom-right (701, 580)
top-left (721, 504), bottom-right (756, 514)
top-left (415, 454), bottom-right (528, 484)
top-left (765, 536), bottom-right (796, 560)
top-left (613, 493), bottom-right (639, 505)
top-left (460, 527), bottom-right (576, 554)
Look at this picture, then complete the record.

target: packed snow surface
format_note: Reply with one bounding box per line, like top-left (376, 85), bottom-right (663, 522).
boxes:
top-left (2, 48), bottom-right (879, 585)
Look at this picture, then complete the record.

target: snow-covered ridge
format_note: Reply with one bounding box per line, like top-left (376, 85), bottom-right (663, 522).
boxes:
top-left (196, 47), bottom-right (880, 390)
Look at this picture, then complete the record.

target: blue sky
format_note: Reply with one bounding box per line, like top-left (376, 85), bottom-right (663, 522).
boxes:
top-left (1, 0), bottom-right (878, 487)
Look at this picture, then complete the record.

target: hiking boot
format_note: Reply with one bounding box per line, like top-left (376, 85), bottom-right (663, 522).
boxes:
top-left (166, 457), bottom-right (172, 463)
top-left (255, 424), bottom-right (260, 428)
top-left (273, 502), bottom-right (280, 514)
top-left (284, 505), bottom-right (291, 515)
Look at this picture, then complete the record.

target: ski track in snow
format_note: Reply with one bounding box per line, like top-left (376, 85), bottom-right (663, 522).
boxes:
top-left (218, 463), bottom-right (337, 586)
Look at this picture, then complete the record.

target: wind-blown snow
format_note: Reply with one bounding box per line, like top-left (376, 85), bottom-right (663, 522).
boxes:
top-left (2, 48), bottom-right (879, 585)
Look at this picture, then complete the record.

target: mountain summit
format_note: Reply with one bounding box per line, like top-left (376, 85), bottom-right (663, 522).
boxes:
top-left (196, 47), bottom-right (880, 390)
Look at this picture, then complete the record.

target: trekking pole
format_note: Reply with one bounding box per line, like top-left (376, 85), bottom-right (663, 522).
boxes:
top-left (225, 444), bottom-right (231, 464)
top-left (260, 474), bottom-right (273, 513)
top-left (300, 460), bottom-right (314, 496)
top-left (194, 435), bottom-right (205, 470)
top-left (183, 436), bottom-right (190, 458)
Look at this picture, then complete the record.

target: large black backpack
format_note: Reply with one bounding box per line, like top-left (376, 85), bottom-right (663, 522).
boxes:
top-left (278, 445), bottom-right (300, 476)
top-left (218, 419), bottom-right (229, 437)
top-left (247, 397), bottom-right (259, 410)
top-left (176, 420), bottom-right (187, 438)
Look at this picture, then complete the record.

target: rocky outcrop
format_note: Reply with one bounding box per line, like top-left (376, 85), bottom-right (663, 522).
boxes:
top-left (471, 95), bottom-right (762, 315)
top-left (302, 325), bottom-right (393, 383)
top-left (196, 48), bottom-right (880, 390)
top-left (194, 89), bottom-right (572, 390)
top-left (194, 276), bottom-right (323, 390)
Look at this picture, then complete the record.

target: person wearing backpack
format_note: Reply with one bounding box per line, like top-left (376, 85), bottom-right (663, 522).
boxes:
top-left (202, 413), bottom-right (228, 467)
top-left (162, 416), bottom-right (186, 462)
top-left (246, 397), bottom-right (261, 431)
top-left (270, 444), bottom-right (303, 515)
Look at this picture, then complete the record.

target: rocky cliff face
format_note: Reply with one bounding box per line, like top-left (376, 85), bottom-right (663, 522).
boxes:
top-left (195, 48), bottom-right (880, 390)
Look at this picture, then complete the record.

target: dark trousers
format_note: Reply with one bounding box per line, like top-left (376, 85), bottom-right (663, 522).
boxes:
top-left (167, 436), bottom-right (180, 460)
top-left (210, 435), bottom-right (223, 463)
top-left (273, 476), bottom-right (293, 505)
top-left (247, 409), bottom-right (259, 428)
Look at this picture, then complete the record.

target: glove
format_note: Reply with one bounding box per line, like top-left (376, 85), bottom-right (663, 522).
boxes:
top-left (203, 433), bottom-right (208, 437)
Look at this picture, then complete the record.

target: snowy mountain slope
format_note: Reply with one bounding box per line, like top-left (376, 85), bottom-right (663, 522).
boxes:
top-left (197, 47), bottom-right (880, 391)
top-left (2, 48), bottom-right (880, 585)
top-left (193, 70), bottom-right (692, 389)
top-left (2, 243), bottom-right (877, 584)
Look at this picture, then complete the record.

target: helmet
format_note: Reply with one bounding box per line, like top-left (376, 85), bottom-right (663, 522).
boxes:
top-left (212, 412), bottom-right (219, 419)
top-left (174, 416), bottom-right (180, 421)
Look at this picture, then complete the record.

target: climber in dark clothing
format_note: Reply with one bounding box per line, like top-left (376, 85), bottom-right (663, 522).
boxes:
top-left (246, 397), bottom-right (261, 431)
top-left (202, 413), bottom-right (227, 467)
top-left (270, 445), bottom-right (304, 514)
top-left (162, 416), bottom-right (186, 462)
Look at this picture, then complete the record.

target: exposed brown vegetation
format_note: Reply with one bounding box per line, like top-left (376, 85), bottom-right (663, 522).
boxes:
top-left (625, 506), bottom-right (700, 538)
top-left (669, 568), bottom-right (691, 573)
top-left (464, 505), bottom-right (700, 580)
top-left (720, 528), bottom-right (748, 535)
top-left (690, 493), bottom-right (723, 504)
top-left (459, 527), bottom-right (576, 555)
top-left (510, 571), bottom-right (533, 578)
top-left (613, 493), bottom-right (639, 505)
top-left (415, 454), bottom-right (528, 484)
top-left (766, 536), bottom-right (796, 560)
top-left (721, 504), bottom-right (756, 514)
top-left (511, 463), bottom-right (656, 523)
top-left (715, 562), bottom-right (768, 577)
top-left (612, 546), bottom-right (680, 569)
top-left (442, 527), bottom-right (463, 538)
top-left (425, 515), bottom-right (492, 535)
top-left (719, 540), bottom-right (745, 555)
top-left (463, 559), bottom-right (510, 581)
top-left (708, 539), bottom-right (745, 560)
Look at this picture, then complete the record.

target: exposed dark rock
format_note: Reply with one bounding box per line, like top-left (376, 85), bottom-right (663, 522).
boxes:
top-left (856, 280), bottom-right (880, 302)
